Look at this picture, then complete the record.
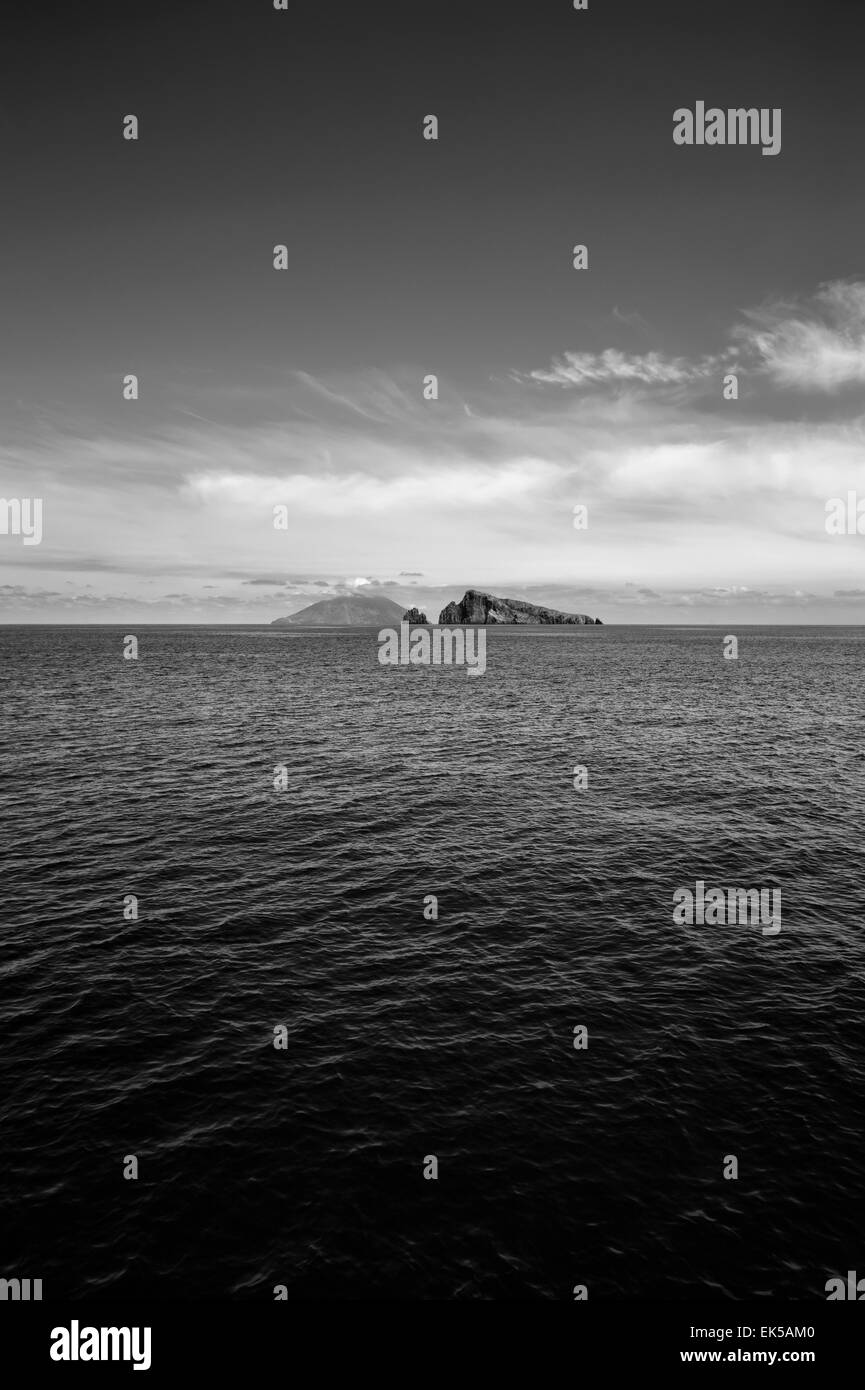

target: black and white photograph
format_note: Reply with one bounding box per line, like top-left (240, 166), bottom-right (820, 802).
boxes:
top-left (1, 0), bottom-right (863, 1370)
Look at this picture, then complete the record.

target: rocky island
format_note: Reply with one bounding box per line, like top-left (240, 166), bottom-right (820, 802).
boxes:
top-left (401, 607), bottom-right (429, 624)
top-left (438, 590), bottom-right (601, 624)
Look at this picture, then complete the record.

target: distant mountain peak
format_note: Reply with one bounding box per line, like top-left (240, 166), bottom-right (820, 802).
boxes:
top-left (271, 593), bottom-right (406, 626)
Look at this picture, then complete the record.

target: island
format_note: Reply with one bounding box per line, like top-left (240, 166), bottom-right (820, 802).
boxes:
top-left (271, 594), bottom-right (406, 626)
top-left (438, 590), bottom-right (601, 624)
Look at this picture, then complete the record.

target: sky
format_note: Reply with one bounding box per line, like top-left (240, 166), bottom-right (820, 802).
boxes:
top-left (2, 0), bottom-right (864, 623)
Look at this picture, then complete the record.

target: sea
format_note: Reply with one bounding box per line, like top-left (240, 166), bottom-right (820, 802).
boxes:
top-left (1, 624), bottom-right (863, 1300)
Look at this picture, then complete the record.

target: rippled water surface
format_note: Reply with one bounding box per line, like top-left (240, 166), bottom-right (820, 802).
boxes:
top-left (1, 625), bottom-right (863, 1299)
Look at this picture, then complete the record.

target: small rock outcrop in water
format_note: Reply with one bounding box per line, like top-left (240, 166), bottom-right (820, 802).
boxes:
top-left (402, 607), bottom-right (429, 624)
top-left (438, 590), bottom-right (601, 625)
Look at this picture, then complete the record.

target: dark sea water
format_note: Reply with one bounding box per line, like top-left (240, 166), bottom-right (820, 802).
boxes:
top-left (1, 624), bottom-right (863, 1300)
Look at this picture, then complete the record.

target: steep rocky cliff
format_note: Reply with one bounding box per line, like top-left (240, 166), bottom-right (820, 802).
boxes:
top-left (438, 590), bottom-right (601, 624)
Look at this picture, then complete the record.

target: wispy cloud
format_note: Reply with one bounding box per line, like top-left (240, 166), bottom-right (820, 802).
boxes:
top-left (612, 306), bottom-right (652, 335)
top-left (733, 280), bottom-right (865, 391)
top-left (528, 348), bottom-right (718, 388)
top-left (529, 279), bottom-right (865, 396)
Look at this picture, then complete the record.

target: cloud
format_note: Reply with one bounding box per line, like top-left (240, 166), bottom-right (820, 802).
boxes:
top-left (5, 282), bottom-right (865, 620)
top-left (528, 349), bottom-right (717, 388)
top-left (612, 306), bottom-right (652, 335)
top-left (733, 280), bottom-right (865, 391)
top-left (529, 279), bottom-right (865, 397)
top-left (183, 455), bottom-right (564, 516)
